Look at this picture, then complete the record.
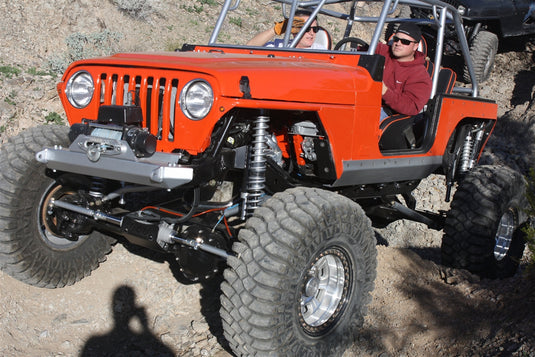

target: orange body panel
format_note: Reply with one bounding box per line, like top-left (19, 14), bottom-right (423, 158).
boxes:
top-left (58, 49), bottom-right (378, 162)
top-left (430, 96), bottom-right (497, 154)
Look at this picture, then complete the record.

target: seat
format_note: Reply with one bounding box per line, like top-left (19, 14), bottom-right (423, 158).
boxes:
top-left (436, 67), bottom-right (456, 94)
top-left (313, 26), bottom-right (332, 50)
top-left (425, 60), bottom-right (435, 78)
top-left (379, 114), bottom-right (417, 149)
top-left (379, 67), bottom-right (457, 151)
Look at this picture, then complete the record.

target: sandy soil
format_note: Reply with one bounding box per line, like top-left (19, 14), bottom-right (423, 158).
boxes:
top-left (1, 242), bottom-right (533, 356)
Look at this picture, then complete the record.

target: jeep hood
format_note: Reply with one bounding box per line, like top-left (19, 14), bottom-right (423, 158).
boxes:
top-left (68, 51), bottom-right (370, 105)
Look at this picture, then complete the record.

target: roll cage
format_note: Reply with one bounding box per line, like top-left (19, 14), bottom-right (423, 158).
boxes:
top-left (208, 0), bottom-right (482, 98)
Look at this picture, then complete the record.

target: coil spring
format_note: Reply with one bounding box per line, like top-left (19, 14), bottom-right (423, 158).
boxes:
top-left (458, 134), bottom-right (473, 174)
top-left (459, 124), bottom-right (486, 176)
top-left (245, 114), bottom-right (269, 216)
top-left (89, 177), bottom-right (107, 198)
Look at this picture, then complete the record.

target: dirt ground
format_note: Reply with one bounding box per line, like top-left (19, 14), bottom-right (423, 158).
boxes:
top-left (1, 240), bottom-right (534, 356)
top-left (1, 1), bottom-right (535, 356)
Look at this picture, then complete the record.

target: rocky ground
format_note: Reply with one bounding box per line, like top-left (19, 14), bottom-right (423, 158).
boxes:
top-left (0, 1), bottom-right (535, 356)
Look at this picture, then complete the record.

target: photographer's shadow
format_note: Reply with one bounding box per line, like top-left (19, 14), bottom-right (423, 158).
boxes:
top-left (80, 285), bottom-right (174, 357)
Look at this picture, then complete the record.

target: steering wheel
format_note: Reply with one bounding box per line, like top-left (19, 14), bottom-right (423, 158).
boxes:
top-left (334, 37), bottom-right (369, 52)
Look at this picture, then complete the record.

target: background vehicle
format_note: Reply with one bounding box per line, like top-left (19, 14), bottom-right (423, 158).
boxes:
top-left (0, 0), bottom-right (528, 355)
top-left (394, 0), bottom-right (535, 82)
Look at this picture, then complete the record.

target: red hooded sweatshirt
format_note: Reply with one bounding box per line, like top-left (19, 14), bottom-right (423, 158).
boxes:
top-left (376, 42), bottom-right (432, 116)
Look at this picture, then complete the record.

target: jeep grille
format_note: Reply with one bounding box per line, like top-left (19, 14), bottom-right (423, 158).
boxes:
top-left (98, 72), bottom-right (179, 142)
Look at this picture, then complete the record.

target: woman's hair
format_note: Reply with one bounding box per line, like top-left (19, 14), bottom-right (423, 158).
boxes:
top-left (294, 9), bottom-right (318, 24)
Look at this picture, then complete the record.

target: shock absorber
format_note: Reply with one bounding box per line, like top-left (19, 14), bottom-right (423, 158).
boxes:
top-left (458, 131), bottom-right (474, 175)
top-left (459, 125), bottom-right (485, 175)
top-left (242, 112), bottom-right (270, 218)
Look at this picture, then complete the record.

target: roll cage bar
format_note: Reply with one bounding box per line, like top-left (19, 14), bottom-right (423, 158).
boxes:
top-left (208, 0), bottom-right (480, 97)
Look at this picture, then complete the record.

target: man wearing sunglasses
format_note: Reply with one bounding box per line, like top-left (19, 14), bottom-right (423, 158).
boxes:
top-left (247, 10), bottom-right (326, 49)
top-left (377, 23), bottom-right (432, 121)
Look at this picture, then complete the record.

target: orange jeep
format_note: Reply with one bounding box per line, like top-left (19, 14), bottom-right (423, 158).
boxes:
top-left (0, 0), bottom-right (528, 355)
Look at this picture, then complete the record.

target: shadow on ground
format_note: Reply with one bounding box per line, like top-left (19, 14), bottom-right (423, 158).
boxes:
top-left (80, 285), bottom-right (175, 357)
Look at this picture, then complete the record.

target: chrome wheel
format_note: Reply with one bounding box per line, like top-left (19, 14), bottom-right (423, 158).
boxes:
top-left (299, 247), bottom-right (351, 336)
top-left (494, 208), bottom-right (516, 261)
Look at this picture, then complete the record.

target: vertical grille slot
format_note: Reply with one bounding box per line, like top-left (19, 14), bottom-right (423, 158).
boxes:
top-left (146, 77), bottom-right (155, 135)
top-left (154, 77), bottom-right (164, 139)
top-left (99, 74), bottom-right (106, 104)
top-left (168, 79), bottom-right (178, 141)
top-left (96, 74), bottom-right (102, 104)
top-left (119, 75), bottom-right (130, 105)
top-left (111, 74), bottom-right (118, 104)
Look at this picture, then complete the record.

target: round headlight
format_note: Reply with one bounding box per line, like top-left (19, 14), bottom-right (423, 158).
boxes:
top-left (180, 79), bottom-right (214, 120)
top-left (457, 5), bottom-right (466, 16)
top-left (65, 71), bottom-right (94, 109)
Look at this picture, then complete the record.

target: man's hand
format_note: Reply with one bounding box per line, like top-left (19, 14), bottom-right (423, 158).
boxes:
top-left (382, 83), bottom-right (389, 95)
top-left (273, 17), bottom-right (306, 35)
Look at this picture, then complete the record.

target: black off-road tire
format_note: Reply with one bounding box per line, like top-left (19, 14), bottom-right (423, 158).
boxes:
top-left (442, 165), bottom-right (528, 279)
top-left (220, 187), bottom-right (377, 356)
top-left (463, 30), bottom-right (498, 83)
top-left (0, 125), bottom-right (115, 288)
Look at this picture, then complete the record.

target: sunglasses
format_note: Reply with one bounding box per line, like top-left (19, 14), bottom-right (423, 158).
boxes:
top-left (392, 36), bottom-right (418, 45)
top-left (303, 25), bottom-right (320, 33)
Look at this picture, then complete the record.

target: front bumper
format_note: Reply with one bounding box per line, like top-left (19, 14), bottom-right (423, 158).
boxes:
top-left (36, 134), bottom-right (193, 189)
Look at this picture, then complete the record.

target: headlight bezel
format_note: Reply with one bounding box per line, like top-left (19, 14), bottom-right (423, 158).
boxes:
top-left (65, 70), bottom-right (95, 109)
top-left (180, 79), bottom-right (214, 120)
